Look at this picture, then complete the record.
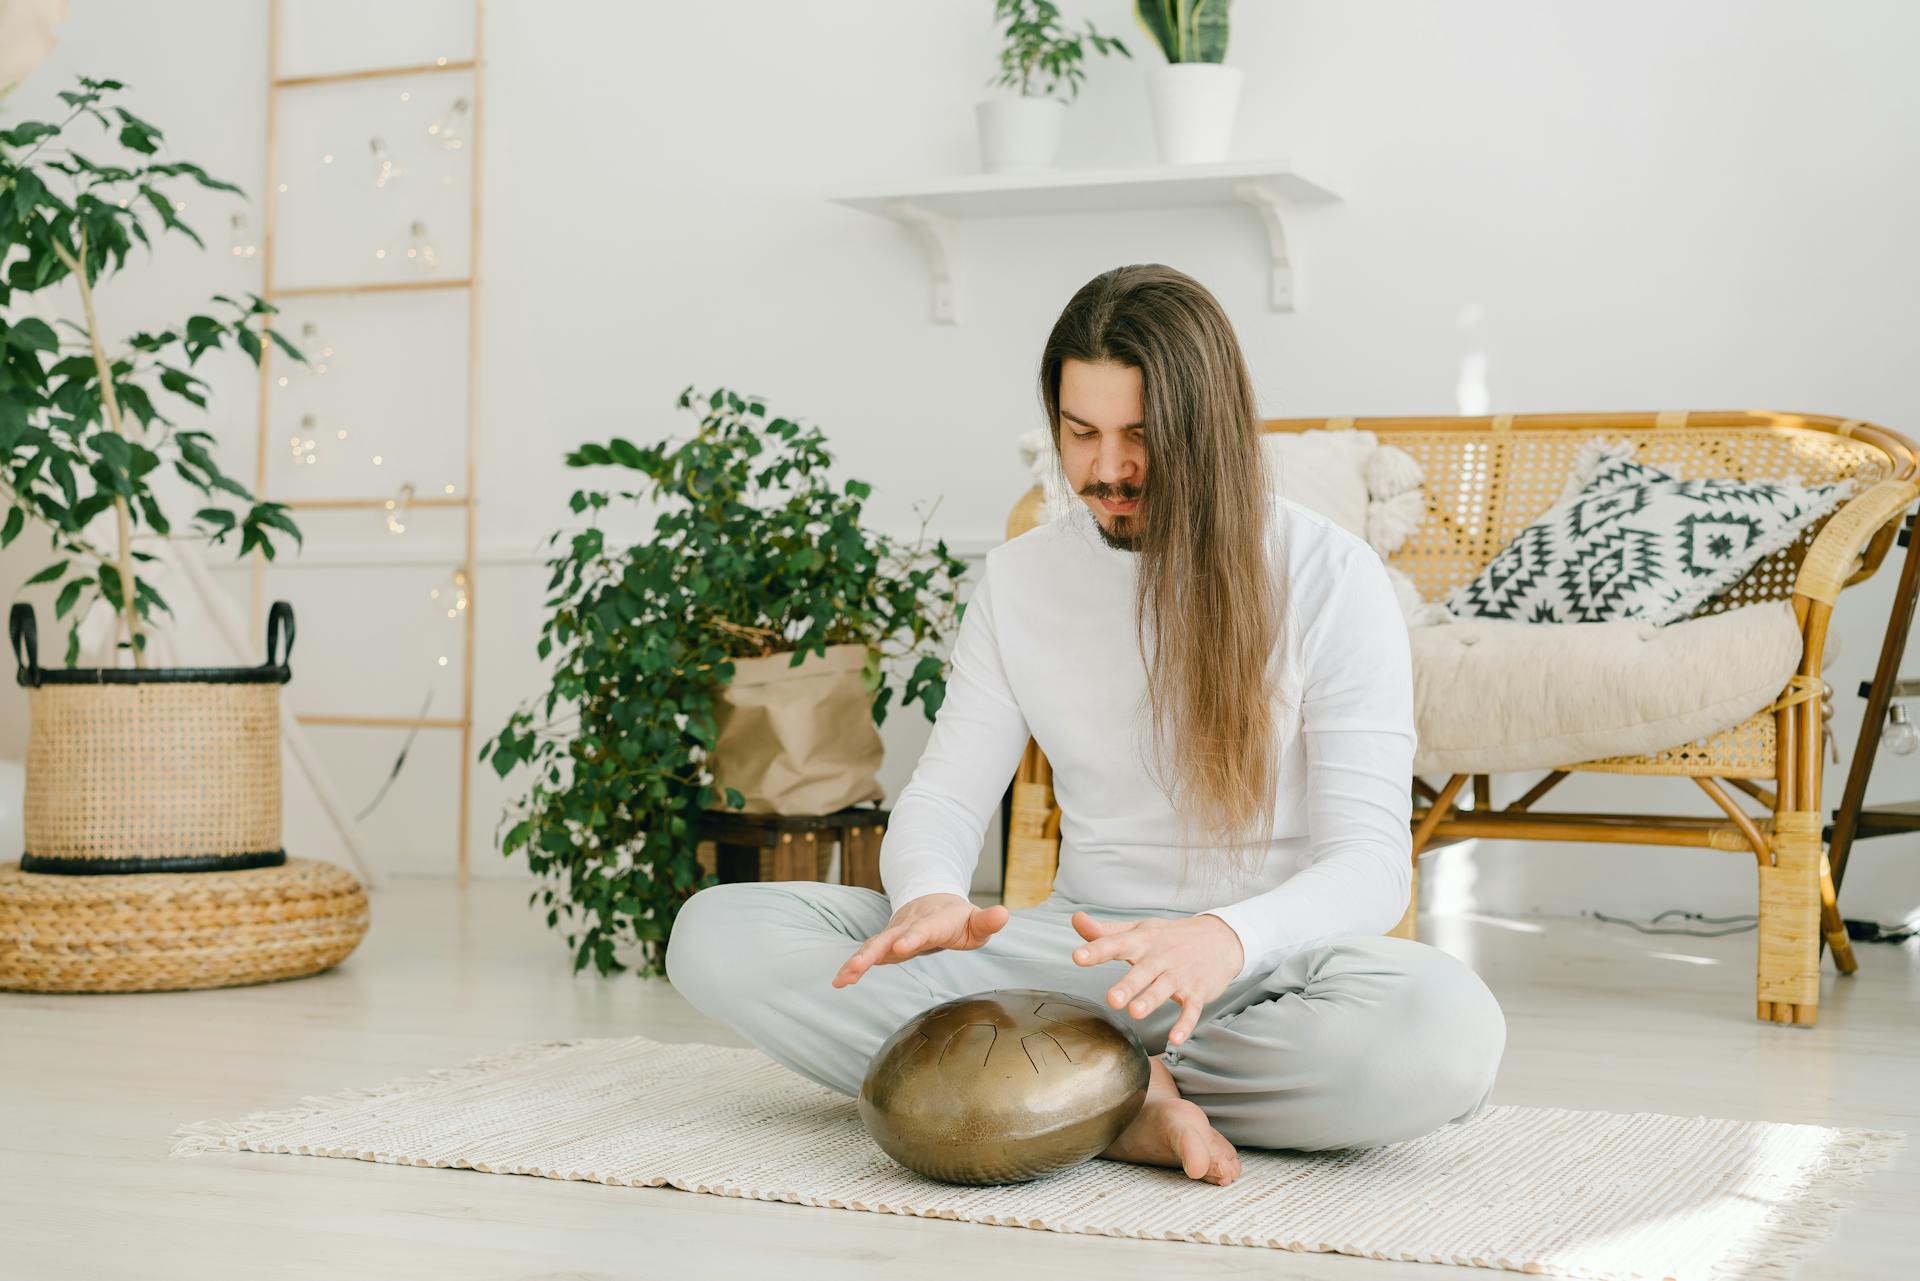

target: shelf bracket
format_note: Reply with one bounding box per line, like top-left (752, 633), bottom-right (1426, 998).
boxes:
top-left (1233, 182), bottom-right (1296, 312)
top-left (880, 200), bottom-right (958, 324)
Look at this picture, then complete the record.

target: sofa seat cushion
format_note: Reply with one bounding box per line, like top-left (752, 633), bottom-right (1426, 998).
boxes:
top-left (1410, 599), bottom-right (1805, 775)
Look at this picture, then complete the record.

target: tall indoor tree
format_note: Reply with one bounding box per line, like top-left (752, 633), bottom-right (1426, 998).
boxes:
top-left (1, 74), bottom-right (303, 666)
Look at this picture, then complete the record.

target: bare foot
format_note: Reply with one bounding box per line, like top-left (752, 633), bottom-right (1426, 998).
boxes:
top-left (1098, 1052), bottom-right (1241, 1185)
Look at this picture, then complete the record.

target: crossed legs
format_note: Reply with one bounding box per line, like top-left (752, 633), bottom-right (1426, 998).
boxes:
top-left (665, 880), bottom-right (1506, 1154)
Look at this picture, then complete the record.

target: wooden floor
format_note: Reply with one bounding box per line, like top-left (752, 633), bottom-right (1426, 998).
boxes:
top-left (4, 879), bottom-right (1915, 1281)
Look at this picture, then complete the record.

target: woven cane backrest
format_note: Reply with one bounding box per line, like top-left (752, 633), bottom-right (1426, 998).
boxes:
top-left (1263, 413), bottom-right (1902, 613)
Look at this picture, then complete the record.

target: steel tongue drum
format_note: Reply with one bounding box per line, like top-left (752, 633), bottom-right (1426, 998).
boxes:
top-left (857, 988), bottom-right (1151, 1185)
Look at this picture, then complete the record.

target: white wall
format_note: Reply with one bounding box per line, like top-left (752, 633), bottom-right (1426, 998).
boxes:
top-left (3, 1), bottom-right (1916, 926)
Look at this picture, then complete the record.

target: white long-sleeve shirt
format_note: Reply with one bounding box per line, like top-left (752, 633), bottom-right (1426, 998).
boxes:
top-left (878, 492), bottom-right (1417, 987)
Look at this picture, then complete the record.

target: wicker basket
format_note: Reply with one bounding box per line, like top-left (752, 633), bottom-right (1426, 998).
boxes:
top-left (1, 600), bottom-right (369, 993)
top-left (10, 600), bottom-right (295, 873)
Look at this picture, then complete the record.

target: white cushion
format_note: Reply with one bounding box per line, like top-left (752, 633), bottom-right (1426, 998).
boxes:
top-left (1262, 430), bottom-right (1435, 622)
top-left (1410, 599), bottom-right (1805, 775)
top-left (1260, 430), bottom-right (1376, 537)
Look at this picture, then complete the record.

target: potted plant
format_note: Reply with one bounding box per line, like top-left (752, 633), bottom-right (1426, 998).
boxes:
top-left (979, 0), bottom-right (1131, 173)
top-left (3, 76), bottom-right (305, 665)
top-left (1135, 0), bottom-right (1240, 163)
top-left (0, 78), bottom-right (366, 997)
top-left (483, 387), bottom-right (973, 978)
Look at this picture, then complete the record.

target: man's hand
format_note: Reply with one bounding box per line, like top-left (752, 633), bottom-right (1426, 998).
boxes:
top-left (1070, 911), bottom-right (1244, 1047)
top-left (833, 893), bottom-right (1010, 988)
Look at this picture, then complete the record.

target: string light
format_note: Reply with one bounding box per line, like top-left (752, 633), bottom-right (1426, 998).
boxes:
top-left (299, 321), bottom-right (334, 375)
top-left (291, 414), bottom-right (321, 464)
top-left (429, 569), bottom-right (470, 624)
top-left (408, 220), bottom-right (439, 270)
top-left (228, 212), bottom-right (258, 259)
top-left (426, 96), bottom-right (468, 150)
top-left (370, 135), bottom-right (404, 188)
top-left (385, 482), bottom-right (414, 535)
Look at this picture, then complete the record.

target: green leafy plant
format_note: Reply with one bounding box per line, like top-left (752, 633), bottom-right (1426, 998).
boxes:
top-left (1134, 0), bottom-right (1232, 63)
top-left (482, 387), bottom-right (973, 978)
top-left (1, 75), bottom-right (304, 665)
top-left (990, 0), bottom-right (1131, 102)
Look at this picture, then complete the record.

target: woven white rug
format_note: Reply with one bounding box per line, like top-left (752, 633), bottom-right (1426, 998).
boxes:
top-left (170, 1035), bottom-right (1902, 1280)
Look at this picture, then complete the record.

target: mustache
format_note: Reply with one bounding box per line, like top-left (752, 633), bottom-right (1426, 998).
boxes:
top-left (1082, 484), bottom-right (1142, 500)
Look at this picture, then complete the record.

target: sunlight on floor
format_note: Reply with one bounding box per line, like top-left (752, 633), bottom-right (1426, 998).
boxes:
top-left (1646, 950), bottom-right (1721, 967)
top-left (1452, 911), bottom-right (1547, 934)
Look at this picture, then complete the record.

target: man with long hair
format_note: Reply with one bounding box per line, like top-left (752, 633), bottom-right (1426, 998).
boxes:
top-left (668, 265), bottom-right (1506, 1186)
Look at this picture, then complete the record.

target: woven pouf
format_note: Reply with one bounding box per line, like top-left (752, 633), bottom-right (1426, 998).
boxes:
top-left (5, 599), bottom-right (369, 994)
top-left (0, 857), bottom-right (369, 994)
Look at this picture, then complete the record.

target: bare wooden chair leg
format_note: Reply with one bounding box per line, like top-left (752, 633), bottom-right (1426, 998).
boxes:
top-left (1820, 849), bottom-right (1858, 975)
top-left (1392, 773), bottom-right (1470, 941)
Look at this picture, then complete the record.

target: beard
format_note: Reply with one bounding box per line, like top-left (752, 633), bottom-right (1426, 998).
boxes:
top-left (1083, 493), bottom-right (1142, 553)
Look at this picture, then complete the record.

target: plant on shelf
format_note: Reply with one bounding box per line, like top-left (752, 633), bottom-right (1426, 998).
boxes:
top-left (977, 1), bottom-right (1131, 173)
top-left (1133, 0), bottom-right (1231, 64)
top-left (1133, 1), bottom-right (1242, 164)
top-left (1, 75), bottom-right (305, 666)
top-left (990, 0), bottom-right (1131, 102)
top-left (482, 387), bottom-right (973, 978)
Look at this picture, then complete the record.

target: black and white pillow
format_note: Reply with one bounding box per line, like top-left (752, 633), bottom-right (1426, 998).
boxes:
top-left (1444, 438), bottom-right (1858, 625)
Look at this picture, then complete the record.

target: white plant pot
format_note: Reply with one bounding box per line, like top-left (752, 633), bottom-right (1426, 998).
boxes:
top-left (1147, 63), bottom-right (1243, 164)
top-left (975, 96), bottom-right (1068, 173)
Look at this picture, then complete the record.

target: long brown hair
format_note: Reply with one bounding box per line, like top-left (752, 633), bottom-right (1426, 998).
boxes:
top-left (1038, 264), bottom-right (1287, 894)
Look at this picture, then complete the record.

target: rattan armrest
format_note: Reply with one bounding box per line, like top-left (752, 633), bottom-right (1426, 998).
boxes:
top-left (1792, 477), bottom-right (1920, 606)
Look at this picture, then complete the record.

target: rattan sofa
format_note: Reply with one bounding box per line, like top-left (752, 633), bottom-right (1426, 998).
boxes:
top-left (1001, 411), bottom-right (1920, 1027)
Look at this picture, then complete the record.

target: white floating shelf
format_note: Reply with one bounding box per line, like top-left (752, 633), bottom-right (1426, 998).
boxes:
top-left (828, 158), bottom-right (1339, 324)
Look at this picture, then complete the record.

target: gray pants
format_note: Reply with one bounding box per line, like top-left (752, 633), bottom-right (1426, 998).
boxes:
top-left (665, 880), bottom-right (1507, 1152)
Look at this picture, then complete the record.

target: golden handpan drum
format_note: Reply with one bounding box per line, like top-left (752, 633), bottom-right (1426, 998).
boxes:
top-left (858, 988), bottom-right (1150, 1185)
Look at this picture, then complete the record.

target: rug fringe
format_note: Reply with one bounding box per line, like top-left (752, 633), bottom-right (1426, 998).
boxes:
top-left (169, 1036), bottom-right (616, 1159)
top-left (1706, 1125), bottom-right (1908, 1281)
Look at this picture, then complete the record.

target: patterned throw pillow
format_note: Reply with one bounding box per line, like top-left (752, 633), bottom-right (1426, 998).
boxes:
top-left (1444, 439), bottom-right (1859, 625)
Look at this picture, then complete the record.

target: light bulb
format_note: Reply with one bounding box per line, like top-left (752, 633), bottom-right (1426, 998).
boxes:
top-left (369, 135), bottom-right (403, 188)
top-left (228, 212), bottom-right (257, 259)
top-left (426, 96), bottom-right (468, 150)
top-left (409, 220), bottom-right (439, 271)
top-left (1886, 704), bottom-right (1920, 756)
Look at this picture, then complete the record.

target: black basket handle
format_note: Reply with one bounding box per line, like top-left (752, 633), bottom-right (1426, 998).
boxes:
top-left (265, 600), bottom-right (296, 671)
top-left (10, 602), bottom-right (39, 687)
